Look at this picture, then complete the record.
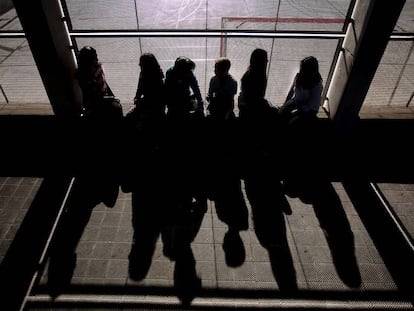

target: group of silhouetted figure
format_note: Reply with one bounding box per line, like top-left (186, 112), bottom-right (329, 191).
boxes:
top-left (46, 46), bottom-right (361, 305)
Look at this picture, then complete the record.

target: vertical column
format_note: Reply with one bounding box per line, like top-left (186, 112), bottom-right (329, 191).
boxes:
top-left (325, 0), bottom-right (405, 137)
top-left (12, 0), bottom-right (82, 117)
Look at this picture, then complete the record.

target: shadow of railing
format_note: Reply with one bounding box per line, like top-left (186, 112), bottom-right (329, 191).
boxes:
top-left (28, 284), bottom-right (414, 310)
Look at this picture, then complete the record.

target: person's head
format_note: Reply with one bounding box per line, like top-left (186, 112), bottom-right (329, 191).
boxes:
top-left (174, 56), bottom-right (195, 78)
top-left (78, 46), bottom-right (98, 72)
top-left (296, 56), bottom-right (322, 88)
top-left (300, 56), bottom-right (319, 76)
top-left (214, 57), bottom-right (231, 78)
top-left (139, 53), bottom-right (163, 77)
top-left (249, 48), bottom-right (268, 71)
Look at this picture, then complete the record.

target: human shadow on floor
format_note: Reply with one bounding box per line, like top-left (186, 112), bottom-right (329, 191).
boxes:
top-left (211, 170), bottom-right (249, 268)
top-left (244, 168), bottom-right (298, 292)
top-left (46, 173), bottom-right (120, 298)
top-left (127, 118), bottom-right (205, 306)
top-left (165, 120), bottom-right (207, 306)
top-left (286, 176), bottom-right (362, 289)
top-left (205, 118), bottom-right (249, 268)
top-left (128, 179), bottom-right (203, 308)
top-left (314, 181), bottom-right (362, 288)
top-left (127, 148), bottom-right (203, 303)
top-left (343, 179), bottom-right (414, 301)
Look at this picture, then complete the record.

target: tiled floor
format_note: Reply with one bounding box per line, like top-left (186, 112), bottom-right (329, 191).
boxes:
top-left (376, 183), bottom-right (414, 241)
top-left (1, 176), bottom-right (410, 310)
top-left (0, 177), bottom-right (43, 264)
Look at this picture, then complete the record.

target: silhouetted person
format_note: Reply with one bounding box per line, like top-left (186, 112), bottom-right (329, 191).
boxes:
top-left (74, 45), bottom-right (123, 207)
top-left (163, 56), bottom-right (206, 209)
top-left (238, 48), bottom-right (279, 121)
top-left (162, 56), bottom-right (205, 302)
top-left (125, 52), bottom-right (166, 137)
top-left (238, 48), bottom-right (296, 291)
top-left (124, 53), bottom-right (168, 281)
top-left (46, 47), bottom-right (123, 297)
top-left (311, 181), bottom-right (361, 288)
top-left (237, 48), bottom-right (280, 176)
top-left (238, 48), bottom-right (268, 118)
top-left (205, 57), bottom-right (248, 267)
top-left (280, 56), bottom-right (323, 123)
top-left (206, 57), bottom-right (237, 121)
top-left (162, 55), bottom-right (207, 220)
top-left (165, 56), bottom-right (204, 120)
top-left (122, 53), bottom-right (166, 192)
top-left (75, 46), bottom-right (121, 208)
top-left (279, 56), bottom-right (323, 200)
top-left (76, 46), bottom-right (107, 118)
top-left (75, 45), bottom-right (123, 121)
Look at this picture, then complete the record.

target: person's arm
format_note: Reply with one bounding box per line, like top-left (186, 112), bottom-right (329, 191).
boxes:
top-left (77, 76), bottom-right (92, 111)
top-left (134, 72), bottom-right (144, 101)
top-left (190, 72), bottom-right (203, 104)
top-left (79, 65), bottom-right (106, 111)
top-left (224, 78), bottom-right (237, 119)
top-left (285, 73), bottom-right (297, 102)
top-left (164, 69), bottom-right (174, 111)
top-left (189, 72), bottom-right (204, 113)
top-left (95, 63), bottom-right (108, 96)
top-left (304, 82), bottom-right (323, 114)
top-left (207, 76), bottom-right (214, 103)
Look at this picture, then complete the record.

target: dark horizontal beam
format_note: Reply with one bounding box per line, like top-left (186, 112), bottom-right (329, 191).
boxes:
top-left (0, 115), bottom-right (414, 183)
top-left (69, 30), bottom-right (346, 39)
top-left (1, 29), bottom-right (413, 40)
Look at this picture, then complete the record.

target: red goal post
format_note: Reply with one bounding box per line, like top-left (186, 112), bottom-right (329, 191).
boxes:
top-left (220, 16), bottom-right (345, 56)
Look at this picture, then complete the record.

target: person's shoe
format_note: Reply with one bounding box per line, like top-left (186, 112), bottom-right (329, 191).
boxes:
top-left (223, 230), bottom-right (245, 267)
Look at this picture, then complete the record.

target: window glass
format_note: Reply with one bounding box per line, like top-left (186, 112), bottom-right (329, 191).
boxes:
top-left (67, 0), bottom-right (350, 32)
